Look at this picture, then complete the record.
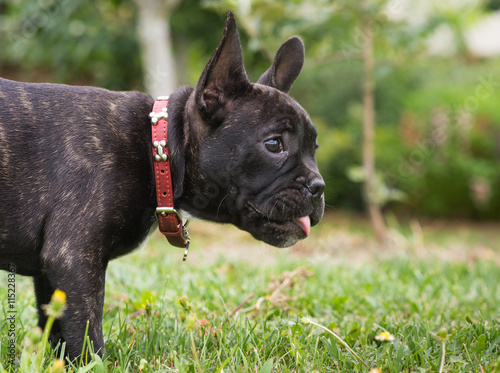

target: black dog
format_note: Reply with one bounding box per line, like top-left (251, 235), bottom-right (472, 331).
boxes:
top-left (0, 12), bottom-right (324, 360)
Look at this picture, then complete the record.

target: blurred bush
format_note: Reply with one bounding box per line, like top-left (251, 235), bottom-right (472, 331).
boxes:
top-left (293, 55), bottom-right (500, 219)
top-left (377, 59), bottom-right (500, 219)
top-left (0, 0), bottom-right (143, 89)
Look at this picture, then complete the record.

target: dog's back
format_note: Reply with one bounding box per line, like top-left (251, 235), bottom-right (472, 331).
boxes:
top-left (0, 78), bottom-right (156, 276)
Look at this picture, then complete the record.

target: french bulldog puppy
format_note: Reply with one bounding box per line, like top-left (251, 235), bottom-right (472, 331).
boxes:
top-left (0, 11), bottom-right (324, 360)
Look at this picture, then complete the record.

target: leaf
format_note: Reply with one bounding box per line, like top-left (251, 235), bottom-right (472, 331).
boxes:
top-left (259, 358), bottom-right (274, 373)
top-left (141, 291), bottom-right (157, 305)
top-left (89, 353), bottom-right (108, 373)
top-left (76, 361), bottom-right (98, 373)
top-left (449, 356), bottom-right (466, 364)
top-left (475, 334), bottom-right (486, 353)
top-left (290, 324), bottom-right (304, 336)
top-left (322, 336), bottom-right (340, 360)
top-left (346, 166), bottom-right (406, 205)
top-left (347, 166), bottom-right (366, 182)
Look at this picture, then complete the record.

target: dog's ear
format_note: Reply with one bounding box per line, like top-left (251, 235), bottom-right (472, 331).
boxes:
top-left (195, 11), bottom-right (251, 126)
top-left (257, 36), bottom-right (304, 93)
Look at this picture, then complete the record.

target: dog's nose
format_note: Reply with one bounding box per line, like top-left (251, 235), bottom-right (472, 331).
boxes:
top-left (307, 177), bottom-right (325, 199)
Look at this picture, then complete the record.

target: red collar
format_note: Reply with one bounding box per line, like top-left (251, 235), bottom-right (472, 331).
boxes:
top-left (149, 97), bottom-right (190, 260)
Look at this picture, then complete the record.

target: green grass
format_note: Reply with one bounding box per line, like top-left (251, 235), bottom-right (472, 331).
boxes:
top-left (1, 215), bottom-right (500, 372)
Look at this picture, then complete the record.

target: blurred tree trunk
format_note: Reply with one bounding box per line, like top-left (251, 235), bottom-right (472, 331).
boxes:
top-left (134, 0), bottom-right (181, 98)
top-left (361, 1), bottom-right (387, 244)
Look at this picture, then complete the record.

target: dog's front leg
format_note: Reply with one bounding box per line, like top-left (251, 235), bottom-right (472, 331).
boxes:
top-left (36, 243), bottom-right (107, 361)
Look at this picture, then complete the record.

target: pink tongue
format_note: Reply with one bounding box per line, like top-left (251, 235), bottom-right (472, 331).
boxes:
top-left (297, 216), bottom-right (311, 236)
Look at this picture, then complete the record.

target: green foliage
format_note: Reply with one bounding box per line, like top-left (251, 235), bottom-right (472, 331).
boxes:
top-left (381, 59), bottom-right (500, 219)
top-left (0, 0), bottom-right (142, 90)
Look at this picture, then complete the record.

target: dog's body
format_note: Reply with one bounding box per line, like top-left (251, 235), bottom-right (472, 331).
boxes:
top-left (0, 12), bottom-right (324, 360)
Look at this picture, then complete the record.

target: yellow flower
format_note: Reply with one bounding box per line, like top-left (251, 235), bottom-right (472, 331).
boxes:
top-left (51, 289), bottom-right (67, 306)
top-left (43, 289), bottom-right (67, 319)
top-left (375, 331), bottom-right (395, 342)
top-left (49, 358), bottom-right (65, 373)
top-left (370, 369), bottom-right (383, 373)
top-left (178, 296), bottom-right (191, 312)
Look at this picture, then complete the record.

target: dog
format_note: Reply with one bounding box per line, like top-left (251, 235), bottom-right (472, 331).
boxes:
top-left (0, 11), bottom-right (324, 360)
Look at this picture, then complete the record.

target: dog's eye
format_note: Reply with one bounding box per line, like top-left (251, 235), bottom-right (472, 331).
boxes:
top-left (264, 138), bottom-right (283, 153)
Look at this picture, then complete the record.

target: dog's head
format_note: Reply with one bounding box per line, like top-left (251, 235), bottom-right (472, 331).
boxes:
top-left (173, 11), bottom-right (325, 247)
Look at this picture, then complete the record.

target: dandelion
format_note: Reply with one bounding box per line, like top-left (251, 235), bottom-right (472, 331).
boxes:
top-left (437, 326), bottom-right (448, 341)
top-left (43, 289), bottom-right (67, 319)
top-left (435, 326), bottom-right (448, 373)
top-left (37, 290), bottom-right (67, 371)
top-left (375, 331), bottom-right (395, 342)
top-left (49, 358), bottom-right (65, 373)
top-left (51, 289), bottom-right (66, 305)
top-left (178, 296), bottom-right (192, 313)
